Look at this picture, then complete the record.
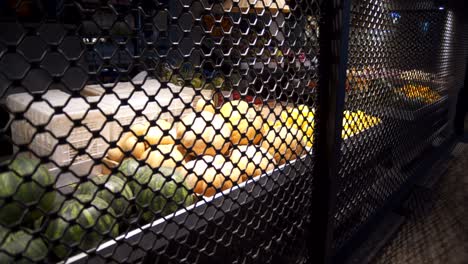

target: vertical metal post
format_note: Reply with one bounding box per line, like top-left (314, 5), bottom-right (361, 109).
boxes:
top-left (308, 0), bottom-right (351, 263)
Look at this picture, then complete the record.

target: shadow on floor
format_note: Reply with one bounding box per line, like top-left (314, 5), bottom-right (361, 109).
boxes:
top-left (372, 131), bottom-right (468, 264)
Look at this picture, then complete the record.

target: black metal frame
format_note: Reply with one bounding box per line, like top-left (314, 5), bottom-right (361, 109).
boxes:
top-left (309, 0), bottom-right (351, 263)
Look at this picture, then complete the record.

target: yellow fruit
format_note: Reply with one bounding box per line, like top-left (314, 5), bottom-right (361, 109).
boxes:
top-left (220, 100), bottom-right (263, 145)
top-left (357, 110), bottom-right (365, 119)
top-left (300, 111), bottom-right (315, 145)
top-left (176, 111), bottom-right (232, 156)
top-left (144, 119), bottom-right (176, 145)
top-left (261, 125), bottom-right (307, 165)
top-left (280, 111), bottom-right (292, 126)
top-left (231, 116), bottom-right (263, 145)
top-left (184, 155), bottom-right (242, 197)
top-left (280, 105), bottom-right (314, 128)
top-left (144, 144), bottom-right (184, 169)
top-left (302, 126), bottom-right (314, 147)
top-left (230, 145), bottom-right (276, 181)
top-left (341, 110), bottom-right (381, 139)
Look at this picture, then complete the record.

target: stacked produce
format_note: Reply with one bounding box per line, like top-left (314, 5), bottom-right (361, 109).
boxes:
top-left (0, 156), bottom-right (56, 227)
top-left (278, 105), bottom-right (315, 148)
top-left (44, 194), bottom-right (119, 259)
top-left (0, 100), bottom-right (317, 261)
top-left (0, 157), bottom-right (195, 260)
top-left (0, 226), bottom-right (48, 263)
top-left (346, 67), bottom-right (370, 91)
top-left (184, 155), bottom-right (242, 197)
top-left (103, 100), bottom-right (315, 198)
top-left (400, 70), bottom-right (435, 82)
top-left (396, 84), bottom-right (441, 104)
top-left (342, 110), bottom-right (382, 139)
top-left (104, 120), bottom-right (181, 167)
top-left (271, 106), bottom-right (380, 141)
top-left (179, 100), bottom-right (276, 196)
top-left (0, 156), bottom-right (55, 262)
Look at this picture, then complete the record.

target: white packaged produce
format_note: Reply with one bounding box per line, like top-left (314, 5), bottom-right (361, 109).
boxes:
top-left (7, 90), bottom-right (111, 167)
top-left (82, 78), bottom-right (213, 117)
top-left (82, 78), bottom-right (214, 141)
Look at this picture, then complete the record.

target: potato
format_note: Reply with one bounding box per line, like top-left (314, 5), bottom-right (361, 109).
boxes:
top-left (220, 100), bottom-right (263, 145)
top-left (130, 122), bottom-right (150, 137)
top-left (144, 119), bottom-right (176, 145)
top-left (102, 157), bottom-right (119, 174)
top-left (231, 116), bottom-right (263, 145)
top-left (144, 144), bottom-right (185, 169)
top-left (261, 120), bottom-right (283, 136)
top-left (107, 130), bottom-right (139, 162)
top-left (194, 98), bottom-right (216, 113)
top-left (122, 135), bottom-right (147, 159)
top-left (176, 111), bottom-right (232, 156)
top-left (106, 147), bottom-right (125, 162)
top-left (230, 145), bottom-right (276, 181)
top-left (184, 155), bottom-right (242, 197)
top-left (261, 125), bottom-right (307, 165)
top-left (116, 132), bottom-right (133, 149)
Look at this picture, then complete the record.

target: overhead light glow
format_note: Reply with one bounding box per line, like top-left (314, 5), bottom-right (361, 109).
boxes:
top-left (439, 6), bottom-right (445, 10)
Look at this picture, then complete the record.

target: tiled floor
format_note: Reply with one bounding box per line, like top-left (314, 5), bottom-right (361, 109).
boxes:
top-left (372, 119), bottom-right (468, 264)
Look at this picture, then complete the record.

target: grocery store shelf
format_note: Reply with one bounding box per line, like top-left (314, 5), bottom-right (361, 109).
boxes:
top-left (341, 122), bottom-right (390, 176)
top-left (393, 122), bottom-right (448, 170)
top-left (379, 95), bottom-right (448, 121)
top-left (66, 155), bottom-right (313, 263)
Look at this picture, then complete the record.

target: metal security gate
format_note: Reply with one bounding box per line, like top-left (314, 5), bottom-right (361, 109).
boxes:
top-left (0, 0), bottom-right (320, 263)
top-left (330, 0), bottom-right (468, 262)
top-left (0, 0), bottom-right (467, 264)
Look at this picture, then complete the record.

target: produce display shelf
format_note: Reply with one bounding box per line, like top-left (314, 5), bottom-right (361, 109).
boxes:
top-left (379, 95), bottom-right (448, 121)
top-left (334, 165), bottom-right (402, 252)
top-left (392, 122), bottom-right (448, 170)
top-left (333, 193), bottom-right (368, 246)
top-left (345, 91), bottom-right (383, 113)
top-left (65, 154), bottom-right (313, 264)
top-left (340, 122), bottom-right (390, 176)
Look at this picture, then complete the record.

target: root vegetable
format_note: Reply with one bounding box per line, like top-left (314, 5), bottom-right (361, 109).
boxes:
top-left (176, 111), bottom-right (232, 156)
top-left (184, 155), bottom-right (242, 197)
top-left (130, 122), bottom-right (150, 137)
top-left (144, 120), bottom-right (176, 145)
top-left (261, 125), bottom-right (307, 165)
top-left (230, 145), bottom-right (276, 181)
top-left (123, 136), bottom-right (147, 159)
top-left (194, 98), bottom-right (216, 114)
top-left (144, 145), bottom-right (184, 169)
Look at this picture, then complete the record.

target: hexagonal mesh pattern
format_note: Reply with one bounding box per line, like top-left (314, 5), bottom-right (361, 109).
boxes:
top-left (0, 0), bottom-right (320, 263)
top-left (333, 0), bottom-right (468, 253)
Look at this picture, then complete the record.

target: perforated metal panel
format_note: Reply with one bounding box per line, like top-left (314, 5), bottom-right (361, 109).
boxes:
top-left (333, 0), bottom-right (468, 255)
top-left (0, 0), bottom-right (320, 263)
top-left (1, 0), bottom-right (468, 263)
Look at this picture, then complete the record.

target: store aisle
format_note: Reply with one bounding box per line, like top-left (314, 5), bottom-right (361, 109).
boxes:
top-left (372, 122), bottom-right (468, 264)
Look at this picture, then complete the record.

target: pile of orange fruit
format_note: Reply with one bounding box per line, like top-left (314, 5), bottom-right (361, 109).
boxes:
top-left (399, 84), bottom-right (440, 104)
